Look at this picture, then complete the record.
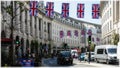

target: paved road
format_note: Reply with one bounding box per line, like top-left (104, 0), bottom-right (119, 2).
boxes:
top-left (41, 57), bottom-right (119, 67)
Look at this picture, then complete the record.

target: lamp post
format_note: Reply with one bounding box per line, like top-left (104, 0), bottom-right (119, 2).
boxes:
top-left (88, 29), bottom-right (92, 64)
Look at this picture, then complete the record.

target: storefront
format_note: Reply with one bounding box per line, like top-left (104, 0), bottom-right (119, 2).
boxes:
top-left (1, 38), bottom-right (12, 66)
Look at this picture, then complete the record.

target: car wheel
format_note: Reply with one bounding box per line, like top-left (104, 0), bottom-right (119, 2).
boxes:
top-left (70, 61), bottom-right (73, 65)
top-left (57, 60), bottom-right (60, 65)
top-left (57, 61), bottom-right (59, 64)
top-left (96, 58), bottom-right (99, 63)
top-left (106, 59), bottom-right (109, 64)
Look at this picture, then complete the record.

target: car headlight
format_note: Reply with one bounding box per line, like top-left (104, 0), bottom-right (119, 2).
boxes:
top-left (108, 56), bottom-right (113, 59)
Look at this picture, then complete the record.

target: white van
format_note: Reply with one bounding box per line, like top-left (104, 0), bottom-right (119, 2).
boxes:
top-left (94, 45), bottom-right (118, 64)
top-left (71, 49), bottom-right (78, 58)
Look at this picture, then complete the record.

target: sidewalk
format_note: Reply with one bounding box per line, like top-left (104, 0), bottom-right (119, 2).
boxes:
top-left (41, 57), bottom-right (57, 66)
top-left (78, 61), bottom-right (119, 67)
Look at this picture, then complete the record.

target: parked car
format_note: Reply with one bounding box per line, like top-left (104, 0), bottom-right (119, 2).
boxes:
top-left (94, 45), bottom-right (118, 64)
top-left (57, 51), bottom-right (73, 65)
top-left (84, 52), bottom-right (95, 61)
top-left (78, 53), bottom-right (85, 61)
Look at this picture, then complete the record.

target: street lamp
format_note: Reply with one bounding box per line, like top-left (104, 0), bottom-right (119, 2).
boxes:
top-left (87, 29), bottom-right (92, 64)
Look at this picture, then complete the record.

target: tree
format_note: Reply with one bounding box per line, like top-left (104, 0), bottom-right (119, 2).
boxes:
top-left (90, 43), bottom-right (95, 51)
top-left (3, 1), bottom-right (25, 65)
top-left (112, 33), bottom-right (119, 45)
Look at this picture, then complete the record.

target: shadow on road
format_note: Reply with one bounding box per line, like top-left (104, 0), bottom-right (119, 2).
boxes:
top-left (46, 63), bottom-right (76, 67)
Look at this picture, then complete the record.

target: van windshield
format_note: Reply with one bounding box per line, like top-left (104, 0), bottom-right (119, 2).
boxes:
top-left (108, 48), bottom-right (116, 54)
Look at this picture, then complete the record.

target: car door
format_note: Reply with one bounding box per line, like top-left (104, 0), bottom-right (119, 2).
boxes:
top-left (103, 49), bottom-right (108, 62)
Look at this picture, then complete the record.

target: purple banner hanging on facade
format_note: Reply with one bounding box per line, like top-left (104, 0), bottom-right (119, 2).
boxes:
top-left (81, 29), bottom-right (85, 35)
top-left (74, 30), bottom-right (78, 37)
top-left (67, 30), bottom-right (71, 37)
top-left (92, 37), bottom-right (94, 42)
top-left (60, 30), bottom-right (64, 38)
top-left (87, 29), bottom-right (92, 36)
top-left (96, 37), bottom-right (100, 41)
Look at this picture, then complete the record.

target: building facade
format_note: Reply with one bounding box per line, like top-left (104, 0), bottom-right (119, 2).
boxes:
top-left (100, 1), bottom-right (120, 45)
top-left (1, 1), bottom-right (101, 59)
top-left (51, 12), bottom-right (101, 52)
top-left (1, 1), bottom-right (53, 58)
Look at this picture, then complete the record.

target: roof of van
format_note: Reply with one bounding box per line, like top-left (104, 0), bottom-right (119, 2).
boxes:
top-left (95, 45), bottom-right (117, 48)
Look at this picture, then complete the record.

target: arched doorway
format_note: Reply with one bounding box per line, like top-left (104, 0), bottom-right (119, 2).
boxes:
top-left (26, 39), bottom-right (30, 54)
top-left (30, 40), bottom-right (34, 53)
top-left (39, 42), bottom-right (42, 55)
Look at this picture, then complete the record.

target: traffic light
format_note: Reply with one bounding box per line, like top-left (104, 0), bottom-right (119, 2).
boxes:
top-left (88, 35), bottom-right (91, 44)
top-left (15, 36), bottom-right (20, 44)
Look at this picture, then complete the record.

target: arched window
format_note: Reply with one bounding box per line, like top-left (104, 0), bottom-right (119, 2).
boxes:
top-left (1, 30), bottom-right (6, 38)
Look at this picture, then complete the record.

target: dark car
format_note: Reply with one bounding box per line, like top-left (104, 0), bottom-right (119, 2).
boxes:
top-left (57, 51), bottom-right (73, 65)
top-left (17, 58), bottom-right (34, 67)
top-left (78, 53), bottom-right (85, 61)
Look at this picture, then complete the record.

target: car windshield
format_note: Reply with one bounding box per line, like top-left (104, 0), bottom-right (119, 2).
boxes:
top-left (72, 51), bottom-right (77, 53)
top-left (91, 53), bottom-right (94, 55)
top-left (108, 48), bottom-right (117, 54)
top-left (61, 51), bottom-right (71, 57)
top-left (81, 53), bottom-right (85, 56)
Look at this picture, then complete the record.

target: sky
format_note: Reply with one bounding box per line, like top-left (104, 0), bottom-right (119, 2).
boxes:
top-left (44, 0), bottom-right (101, 25)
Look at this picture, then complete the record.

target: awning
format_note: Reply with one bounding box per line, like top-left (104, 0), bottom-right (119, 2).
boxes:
top-left (1, 38), bottom-right (12, 46)
top-left (1, 38), bottom-right (12, 42)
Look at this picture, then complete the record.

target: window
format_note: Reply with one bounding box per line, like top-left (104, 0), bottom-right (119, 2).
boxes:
top-left (25, 10), bottom-right (27, 34)
top-left (97, 49), bottom-right (104, 54)
top-left (39, 19), bottom-right (41, 30)
top-left (30, 16), bottom-right (32, 36)
top-left (108, 48), bottom-right (117, 54)
top-left (110, 8), bottom-right (111, 16)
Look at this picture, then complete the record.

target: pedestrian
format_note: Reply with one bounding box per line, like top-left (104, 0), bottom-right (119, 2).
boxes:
top-left (84, 53), bottom-right (88, 62)
top-left (88, 52), bottom-right (91, 64)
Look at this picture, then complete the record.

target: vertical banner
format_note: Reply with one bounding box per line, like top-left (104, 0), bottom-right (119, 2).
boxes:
top-left (77, 3), bottom-right (84, 18)
top-left (46, 2), bottom-right (54, 17)
top-left (29, 1), bottom-right (38, 16)
top-left (92, 4), bottom-right (100, 19)
top-left (67, 30), bottom-right (71, 37)
top-left (60, 30), bottom-right (64, 38)
top-left (92, 37), bottom-right (94, 42)
top-left (74, 30), bottom-right (78, 37)
top-left (61, 3), bottom-right (69, 18)
top-left (81, 29), bottom-right (85, 35)
top-left (87, 29), bottom-right (92, 36)
top-left (96, 37), bottom-right (100, 41)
